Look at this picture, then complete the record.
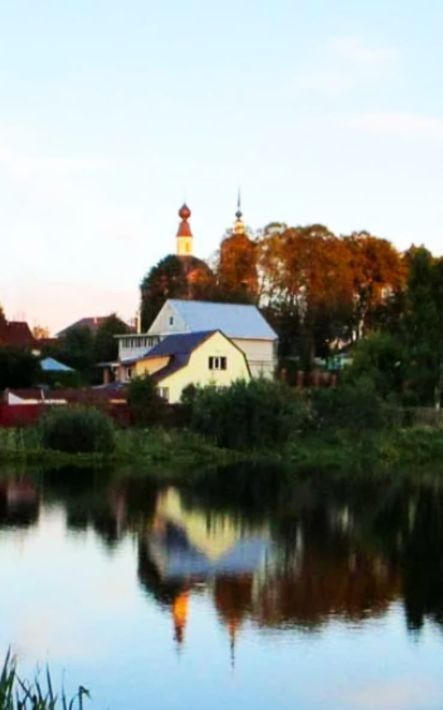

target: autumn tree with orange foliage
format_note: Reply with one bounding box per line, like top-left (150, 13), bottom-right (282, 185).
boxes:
top-left (258, 224), bottom-right (355, 366)
top-left (215, 230), bottom-right (258, 304)
top-left (343, 232), bottom-right (407, 337)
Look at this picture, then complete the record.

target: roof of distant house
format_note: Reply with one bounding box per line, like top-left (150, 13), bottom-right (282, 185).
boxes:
top-left (163, 300), bottom-right (277, 340)
top-left (57, 316), bottom-right (133, 338)
top-left (0, 320), bottom-right (36, 348)
top-left (56, 317), bottom-right (108, 337)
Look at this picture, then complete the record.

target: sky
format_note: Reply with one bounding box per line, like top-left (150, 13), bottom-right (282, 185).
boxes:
top-left (1, 0), bottom-right (443, 333)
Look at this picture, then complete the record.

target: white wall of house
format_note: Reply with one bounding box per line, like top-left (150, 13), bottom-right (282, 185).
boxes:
top-left (232, 338), bottom-right (276, 379)
top-left (117, 334), bottom-right (160, 362)
top-left (148, 302), bottom-right (189, 337)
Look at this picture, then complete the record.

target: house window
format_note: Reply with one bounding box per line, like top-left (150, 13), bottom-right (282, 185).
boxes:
top-left (209, 356), bottom-right (227, 371)
top-left (158, 387), bottom-right (170, 402)
top-left (169, 316), bottom-right (174, 326)
top-left (127, 367), bottom-right (132, 380)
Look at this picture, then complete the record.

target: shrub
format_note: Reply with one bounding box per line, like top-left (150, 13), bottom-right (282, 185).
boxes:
top-left (189, 379), bottom-right (308, 450)
top-left (40, 406), bottom-right (115, 454)
top-left (309, 379), bottom-right (388, 434)
top-left (127, 374), bottom-right (165, 426)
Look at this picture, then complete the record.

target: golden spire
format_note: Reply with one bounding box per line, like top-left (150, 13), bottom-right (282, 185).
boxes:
top-left (233, 190), bottom-right (246, 236)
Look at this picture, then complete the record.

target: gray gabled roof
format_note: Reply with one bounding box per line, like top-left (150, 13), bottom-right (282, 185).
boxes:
top-left (145, 331), bottom-right (216, 382)
top-left (168, 300), bottom-right (277, 340)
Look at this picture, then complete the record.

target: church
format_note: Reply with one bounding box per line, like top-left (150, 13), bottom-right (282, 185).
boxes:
top-left (108, 202), bottom-right (278, 400)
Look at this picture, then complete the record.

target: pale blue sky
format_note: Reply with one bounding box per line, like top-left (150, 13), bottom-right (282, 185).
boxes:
top-left (1, 0), bottom-right (443, 332)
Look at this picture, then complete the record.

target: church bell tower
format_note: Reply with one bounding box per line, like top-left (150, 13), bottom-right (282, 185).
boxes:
top-left (176, 203), bottom-right (193, 256)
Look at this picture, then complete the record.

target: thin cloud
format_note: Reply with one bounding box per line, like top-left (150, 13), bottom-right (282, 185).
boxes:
top-left (296, 69), bottom-right (354, 96)
top-left (351, 111), bottom-right (443, 139)
top-left (295, 36), bottom-right (400, 97)
top-left (329, 36), bottom-right (400, 67)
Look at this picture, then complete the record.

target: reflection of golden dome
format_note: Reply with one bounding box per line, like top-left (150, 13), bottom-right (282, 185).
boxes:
top-left (172, 590), bottom-right (190, 645)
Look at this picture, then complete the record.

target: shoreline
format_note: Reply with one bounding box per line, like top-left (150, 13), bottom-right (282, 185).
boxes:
top-left (1, 425), bottom-right (443, 476)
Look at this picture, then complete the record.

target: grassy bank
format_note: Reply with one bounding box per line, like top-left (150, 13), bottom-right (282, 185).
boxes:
top-left (0, 426), bottom-right (243, 469)
top-left (2, 424), bottom-right (443, 475)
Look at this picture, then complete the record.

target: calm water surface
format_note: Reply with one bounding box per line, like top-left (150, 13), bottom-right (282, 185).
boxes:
top-left (1, 464), bottom-right (443, 709)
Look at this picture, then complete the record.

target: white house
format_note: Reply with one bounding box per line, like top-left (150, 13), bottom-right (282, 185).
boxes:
top-left (147, 299), bottom-right (278, 379)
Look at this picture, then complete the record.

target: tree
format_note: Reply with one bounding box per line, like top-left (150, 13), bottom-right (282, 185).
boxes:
top-left (258, 225), bottom-right (354, 366)
top-left (345, 331), bottom-right (406, 401)
top-left (140, 255), bottom-right (217, 331)
top-left (127, 374), bottom-right (165, 426)
top-left (94, 314), bottom-right (130, 363)
top-left (140, 255), bottom-right (189, 330)
top-left (57, 326), bottom-right (95, 383)
top-left (403, 247), bottom-right (443, 408)
top-left (343, 232), bottom-right (406, 338)
top-left (215, 231), bottom-right (258, 303)
top-left (0, 347), bottom-right (41, 389)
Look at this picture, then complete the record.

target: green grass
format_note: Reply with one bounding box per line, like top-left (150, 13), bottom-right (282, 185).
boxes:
top-left (0, 650), bottom-right (89, 709)
top-left (2, 423), bottom-right (443, 477)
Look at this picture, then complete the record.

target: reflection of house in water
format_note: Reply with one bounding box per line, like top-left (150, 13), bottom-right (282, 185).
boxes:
top-left (0, 478), bottom-right (39, 528)
top-left (141, 488), bottom-right (270, 580)
top-left (138, 490), bottom-right (403, 650)
top-left (138, 488), bottom-right (271, 648)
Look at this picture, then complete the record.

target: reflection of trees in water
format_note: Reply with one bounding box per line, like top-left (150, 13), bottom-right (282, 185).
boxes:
top-left (3, 464), bottom-right (443, 637)
top-left (368, 483), bottom-right (443, 632)
top-left (145, 466), bottom-right (443, 637)
top-left (0, 478), bottom-right (39, 528)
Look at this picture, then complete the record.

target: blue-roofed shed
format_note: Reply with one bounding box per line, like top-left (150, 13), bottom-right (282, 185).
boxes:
top-left (40, 357), bottom-right (75, 373)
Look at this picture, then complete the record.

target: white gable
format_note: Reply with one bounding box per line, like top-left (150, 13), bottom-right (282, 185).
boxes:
top-left (148, 299), bottom-right (277, 341)
top-left (148, 301), bottom-right (190, 336)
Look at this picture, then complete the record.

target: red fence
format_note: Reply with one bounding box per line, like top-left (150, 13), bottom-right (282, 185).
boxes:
top-left (0, 404), bottom-right (45, 428)
top-left (0, 403), bottom-right (132, 428)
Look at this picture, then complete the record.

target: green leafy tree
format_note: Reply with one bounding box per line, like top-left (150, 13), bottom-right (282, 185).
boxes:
top-left (140, 255), bottom-right (190, 331)
top-left (127, 374), bottom-right (165, 426)
top-left (94, 314), bottom-right (130, 363)
top-left (56, 326), bottom-right (95, 384)
top-left (189, 379), bottom-right (307, 450)
top-left (346, 331), bottom-right (406, 401)
top-left (0, 347), bottom-right (41, 389)
top-left (403, 247), bottom-right (443, 408)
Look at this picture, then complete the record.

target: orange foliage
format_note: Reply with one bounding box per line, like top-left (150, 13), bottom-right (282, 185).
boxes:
top-left (217, 233), bottom-right (258, 301)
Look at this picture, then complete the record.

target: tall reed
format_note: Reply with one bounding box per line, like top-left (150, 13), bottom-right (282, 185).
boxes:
top-left (0, 650), bottom-right (89, 710)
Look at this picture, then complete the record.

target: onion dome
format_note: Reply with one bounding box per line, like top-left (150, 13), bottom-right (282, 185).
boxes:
top-left (177, 203), bottom-right (193, 239)
top-left (178, 203), bottom-right (191, 220)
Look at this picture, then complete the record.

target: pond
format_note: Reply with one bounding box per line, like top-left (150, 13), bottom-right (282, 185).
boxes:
top-left (1, 463), bottom-right (443, 709)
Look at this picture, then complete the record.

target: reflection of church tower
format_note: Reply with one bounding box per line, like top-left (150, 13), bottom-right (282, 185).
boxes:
top-left (172, 590), bottom-right (190, 647)
top-left (176, 204), bottom-right (193, 256)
